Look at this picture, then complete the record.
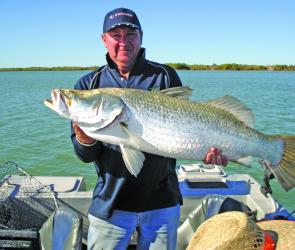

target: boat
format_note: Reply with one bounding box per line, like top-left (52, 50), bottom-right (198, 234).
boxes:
top-left (0, 162), bottom-right (294, 249)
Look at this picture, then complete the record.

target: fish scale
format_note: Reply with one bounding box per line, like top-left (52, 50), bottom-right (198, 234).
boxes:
top-left (120, 90), bottom-right (261, 159)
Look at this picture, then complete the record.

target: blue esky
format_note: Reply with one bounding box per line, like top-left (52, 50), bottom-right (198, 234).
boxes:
top-left (1, 0), bottom-right (294, 67)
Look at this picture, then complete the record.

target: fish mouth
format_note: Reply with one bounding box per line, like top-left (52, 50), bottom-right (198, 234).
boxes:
top-left (44, 89), bottom-right (69, 115)
top-left (44, 98), bottom-right (55, 111)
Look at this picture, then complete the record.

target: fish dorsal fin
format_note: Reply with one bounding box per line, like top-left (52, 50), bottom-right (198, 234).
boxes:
top-left (159, 86), bottom-right (193, 100)
top-left (204, 95), bottom-right (255, 128)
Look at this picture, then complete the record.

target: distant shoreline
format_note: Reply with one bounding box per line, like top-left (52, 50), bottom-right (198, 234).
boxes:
top-left (0, 66), bottom-right (98, 72)
top-left (0, 63), bottom-right (295, 72)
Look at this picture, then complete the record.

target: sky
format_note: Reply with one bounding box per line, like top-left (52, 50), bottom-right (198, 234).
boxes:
top-left (1, 0), bottom-right (295, 68)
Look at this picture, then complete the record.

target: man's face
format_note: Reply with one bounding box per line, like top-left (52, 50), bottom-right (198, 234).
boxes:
top-left (102, 26), bottom-right (142, 72)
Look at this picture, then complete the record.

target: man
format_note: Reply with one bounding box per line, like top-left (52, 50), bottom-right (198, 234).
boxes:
top-left (71, 7), bottom-right (227, 250)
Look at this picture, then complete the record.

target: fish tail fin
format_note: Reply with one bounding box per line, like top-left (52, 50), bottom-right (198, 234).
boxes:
top-left (267, 136), bottom-right (295, 191)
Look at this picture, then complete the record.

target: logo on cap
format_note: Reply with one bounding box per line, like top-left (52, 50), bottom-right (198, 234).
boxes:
top-left (109, 12), bottom-right (133, 20)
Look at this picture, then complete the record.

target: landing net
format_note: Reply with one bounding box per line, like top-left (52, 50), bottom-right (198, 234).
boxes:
top-left (0, 161), bottom-right (58, 231)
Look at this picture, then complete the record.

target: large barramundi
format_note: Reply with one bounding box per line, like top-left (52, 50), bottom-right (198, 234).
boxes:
top-left (44, 87), bottom-right (295, 191)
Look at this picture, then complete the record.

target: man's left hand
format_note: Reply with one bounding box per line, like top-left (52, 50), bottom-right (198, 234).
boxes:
top-left (203, 147), bottom-right (228, 167)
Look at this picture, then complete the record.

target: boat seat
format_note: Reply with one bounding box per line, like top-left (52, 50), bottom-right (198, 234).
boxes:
top-left (176, 194), bottom-right (251, 250)
top-left (39, 205), bottom-right (83, 250)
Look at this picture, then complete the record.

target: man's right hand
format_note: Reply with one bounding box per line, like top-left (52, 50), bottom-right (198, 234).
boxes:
top-left (72, 123), bottom-right (96, 145)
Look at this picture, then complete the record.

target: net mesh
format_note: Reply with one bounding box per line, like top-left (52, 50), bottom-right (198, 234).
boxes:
top-left (0, 161), bottom-right (58, 231)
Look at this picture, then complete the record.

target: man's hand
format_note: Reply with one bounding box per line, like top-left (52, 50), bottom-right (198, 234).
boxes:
top-left (203, 147), bottom-right (228, 167)
top-left (72, 123), bottom-right (96, 145)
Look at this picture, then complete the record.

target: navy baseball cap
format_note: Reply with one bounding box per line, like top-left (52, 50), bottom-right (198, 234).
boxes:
top-left (103, 8), bottom-right (142, 33)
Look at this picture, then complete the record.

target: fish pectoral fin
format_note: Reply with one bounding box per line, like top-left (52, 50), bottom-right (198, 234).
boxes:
top-left (159, 86), bottom-right (193, 100)
top-left (235, 156), bottom-right (253, 167)
top-left (120, 145), bottom-right (145, 177)
top-left (204, 95), bottom-right (255, 128)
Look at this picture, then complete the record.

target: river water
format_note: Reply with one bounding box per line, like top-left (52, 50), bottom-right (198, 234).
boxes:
top-left (1, 70), bottom-right (294, 211)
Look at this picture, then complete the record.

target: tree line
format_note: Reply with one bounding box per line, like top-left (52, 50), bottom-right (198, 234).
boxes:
top-left (0, 64), bottom-right (295, 71)
top-left (0, 66), bottom-right (98, 72)
top-left (166, 63), bottom-right (295, 71)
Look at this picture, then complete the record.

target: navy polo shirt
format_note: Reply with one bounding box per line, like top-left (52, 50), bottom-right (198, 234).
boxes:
top-left (71, 48), bottom-right (183, 219)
